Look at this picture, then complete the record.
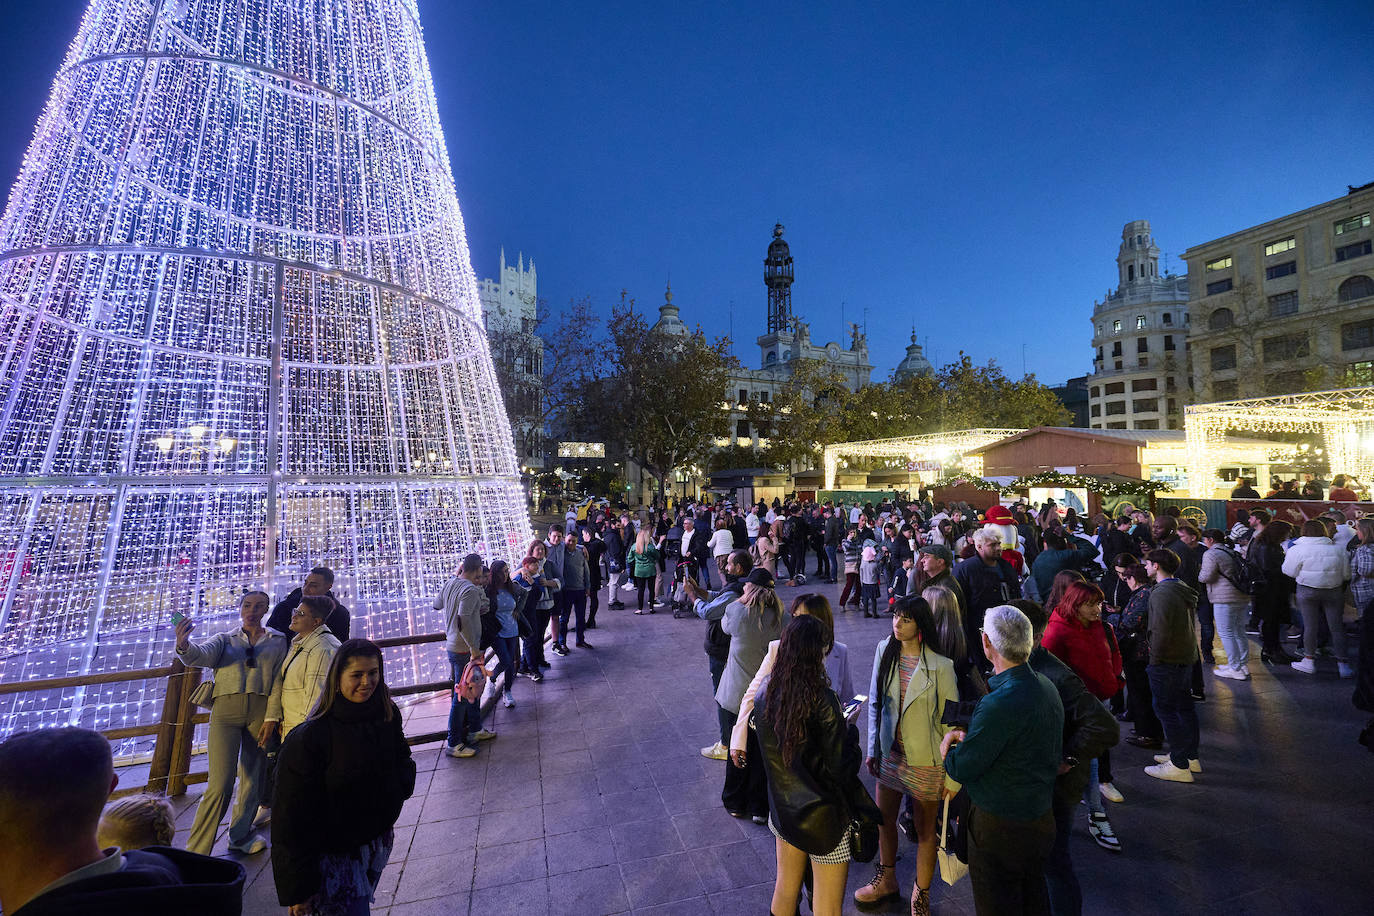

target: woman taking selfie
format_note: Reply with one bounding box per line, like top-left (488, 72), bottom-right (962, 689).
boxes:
top-left (856, 595), bottom-right (958, 916)
top-left (753, 614), bottom-right (874, 916)
top-left (273, 639), bottom-right (417, 916)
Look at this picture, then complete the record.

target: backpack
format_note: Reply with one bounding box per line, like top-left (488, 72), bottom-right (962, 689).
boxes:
top-left (456, 658), bottom-right (488, 702)
top-left (1217, 546), bottom-right (1266, 596)
top-left (782, 516), bottom-right (798, 542)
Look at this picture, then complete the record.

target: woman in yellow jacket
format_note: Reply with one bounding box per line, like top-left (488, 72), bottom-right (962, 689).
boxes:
top-left (855, 595), bottom-right (959, 916)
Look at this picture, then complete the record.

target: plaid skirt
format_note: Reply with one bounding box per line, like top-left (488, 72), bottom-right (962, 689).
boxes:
top-left (769, 816), bottom-right (852, 864)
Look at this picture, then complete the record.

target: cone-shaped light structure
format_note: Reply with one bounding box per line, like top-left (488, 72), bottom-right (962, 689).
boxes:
top-left (0, 0), bottom-right (531, 741)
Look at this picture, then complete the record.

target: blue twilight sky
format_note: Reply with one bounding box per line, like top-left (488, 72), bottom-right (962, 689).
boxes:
top-left (0, 1), bottom-right (1371, 384)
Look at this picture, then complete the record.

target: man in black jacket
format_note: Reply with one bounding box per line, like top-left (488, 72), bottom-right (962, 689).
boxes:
top-left (604, 518), bottom-right (627, 609)
top-left (1013, 601), bottom-right (1121, 916)
top-left (0, 729), bottom-right (245, 916)
top-left (266, 567), bottom-right (350, 641)
top-left (955, 530), bottom-right (1023, 673)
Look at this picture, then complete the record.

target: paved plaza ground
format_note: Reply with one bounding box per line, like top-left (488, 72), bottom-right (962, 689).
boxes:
top-left (159, 579), bottom-right (1374, 915)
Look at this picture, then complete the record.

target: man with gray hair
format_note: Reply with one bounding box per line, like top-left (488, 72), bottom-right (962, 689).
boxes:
top-left (955, 529), bottom-right (1023, 673)
top-left (942, 605), bottom-right (1063, 916)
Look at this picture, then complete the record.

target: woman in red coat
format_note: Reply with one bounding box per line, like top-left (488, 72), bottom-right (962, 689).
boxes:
top-left (1043, 579), bottom-right (1124, 854)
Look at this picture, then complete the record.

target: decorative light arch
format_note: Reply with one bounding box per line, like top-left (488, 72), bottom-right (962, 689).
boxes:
top-left (823, 429), bottom-right (1023, 490)
top-left (1185, 387), bottom-right (1374, 496)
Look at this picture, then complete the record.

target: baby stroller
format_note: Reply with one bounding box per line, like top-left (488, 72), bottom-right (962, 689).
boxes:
top-left (671, 557), bottom-right (697, 617)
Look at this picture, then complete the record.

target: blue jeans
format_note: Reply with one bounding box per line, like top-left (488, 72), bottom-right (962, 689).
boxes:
top-left (1083, 759), bottom-right (1104, 815)
top-left (490, 635), bottom-right (519, 692)
top-left (825, 544), bottom-right (838, 580)
top-left (1148, 663), bottom-right (1199, 767)
top-left (1213, 601), bottom-right (1249, 668)
top-left (447, 650), bottom-right (482, 748)
top-left (860, 582), bottom-right (879, 615)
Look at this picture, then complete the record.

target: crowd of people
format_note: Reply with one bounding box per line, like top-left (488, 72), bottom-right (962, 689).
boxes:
top-left (4, 487), bottom-right (1370, 916)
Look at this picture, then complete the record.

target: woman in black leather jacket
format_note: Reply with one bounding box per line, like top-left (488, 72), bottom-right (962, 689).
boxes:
top-left (753, 615), bottom-right (871, 916)
top-left (272, 639), bottom-right (416, 916)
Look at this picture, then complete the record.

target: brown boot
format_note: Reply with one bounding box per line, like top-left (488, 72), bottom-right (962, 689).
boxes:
top-left (912, 885), bottom-right (931, 916)
top-left (853, 862), bottom-right (899, 908)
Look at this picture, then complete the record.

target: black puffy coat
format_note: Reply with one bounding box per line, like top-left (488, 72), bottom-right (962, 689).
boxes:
top-left (272, 690), bottom-right (416, 906)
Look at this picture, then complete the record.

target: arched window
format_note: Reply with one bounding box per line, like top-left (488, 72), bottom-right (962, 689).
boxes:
top-left (1339, 275), bottom-right (1374, 303)
top-left (766, 351), bottom-right (777, 365)
top-left (1208, 308), bottom-right (1234, 330)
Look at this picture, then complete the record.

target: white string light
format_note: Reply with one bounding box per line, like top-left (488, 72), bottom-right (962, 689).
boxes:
top-left (822, 429), bottom-right (1024, 490)
top-left (0, 0), bottom-right (531, 752)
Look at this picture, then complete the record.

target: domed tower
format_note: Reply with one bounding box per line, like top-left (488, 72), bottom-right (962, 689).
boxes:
top-left (1118, 220), bottom-right (1161, 286)
top-left (764, 223), bottom-right (794, 334)
top-left (894, 329), bottom-right (934, 380)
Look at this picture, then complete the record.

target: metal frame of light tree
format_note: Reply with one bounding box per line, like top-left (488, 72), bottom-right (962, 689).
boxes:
top-left (0, 0), bottom-right (531, 745)
top-left (822, 429), bottom-right (1024, 490)
top-left (1184, 387), bottom-right (1374, 497)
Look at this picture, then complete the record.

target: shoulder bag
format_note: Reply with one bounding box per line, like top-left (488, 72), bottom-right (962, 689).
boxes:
top-left (187, 637), bottom-right (228, 710)
top-left (936, 794), bottom-right (969, 885)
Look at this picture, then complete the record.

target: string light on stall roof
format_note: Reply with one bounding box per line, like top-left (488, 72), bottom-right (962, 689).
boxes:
top-left (0, 0), bottom-right (531, 750)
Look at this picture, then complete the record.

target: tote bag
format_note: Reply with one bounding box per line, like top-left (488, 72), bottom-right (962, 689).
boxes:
top-left (937, 794), bottom-right (969, 885)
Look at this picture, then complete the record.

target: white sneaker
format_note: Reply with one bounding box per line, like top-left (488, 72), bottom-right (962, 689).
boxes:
top-left (1099, 782), bottom-right (1124, 803)
top-left (1154, 754), bottom-right (1201, 773)
top-left (1213, 665), bottom-right (1247, 680)
top-left (621, 583), bottom-right (636, 592)
top-left (1338, 661), bottom-right (1355, 679)
top-left (701, 741), bottom-right (728, 760)
top-left (502, 689), bottom-right (516, 708)
top-left (1144, 760), bottom-right (1195, 783)
top-left (1292, 656), bottom-right (1317, 674)
top-left (252, 806), bottom-right (272, 828)
top-left (228, 837), bottom-right (267, 855)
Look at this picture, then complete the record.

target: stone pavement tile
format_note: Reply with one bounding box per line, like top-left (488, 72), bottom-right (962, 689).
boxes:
top-left (541, 769), bottom-right (599, 804)
top-left (482, 779), bottom-right (541, 814)
top-left (541, 746), bottom-right (594, 776)
top-left (601, 786), bottom-right (669, 823)
top-left (637, 736), bottom-right (701, 763)
top-left (477, 804), bottom-right (544, 846)
top-left (418, 786), bottom-right (475, 823)
top-left (546, 825), bottom-right (617, 875)
top-left (590, 741), bottom-right (651, 768)
top-left (369, 863), bottom-right (402, 909)
top-left (658, 778), bottom-right (719, 815)
top-left (618, 853), bottom-right (706, 909)
top-left (650, 752), bottom-right (713, 787)
top-left (469, 875), bottom-right (550, 916)
top-left (672, 809), bottom-right (749, 851)
top-left (409, 814), bottom-right (478, 855)
top-left (386, 897), bottom-right (457, 916)
top-left (688, 839), bottom-right (769, 893)
top-left (474, 836), bottom-right (547, 890)
top-left (388, 824), bottom-right (417, 861)
top-left (543, 796), bottom-right (607, 835)
top-left (553, 862), bottom-right (630, 914)
top-left (705, 880), bottom-right (774, 915)
top-left (632, 897), bottom-right (711, 916)
top-left (394, 795), bottom-right (424, 828)
top-left (596, 761), bottom-right (657, 793)
top-left (539, 728), bottom-right (589, 754)
top-left (610, 816), bottom-right (685, 862)
top-left (391, 846), bottom-right (475, 903)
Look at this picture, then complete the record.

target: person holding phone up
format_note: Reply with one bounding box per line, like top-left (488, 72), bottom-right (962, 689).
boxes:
top-left (175, 590), bottom-right (290, 855)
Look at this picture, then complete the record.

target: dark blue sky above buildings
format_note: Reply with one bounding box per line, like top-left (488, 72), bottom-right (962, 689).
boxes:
top-left (1, 1), bottom-right (1371, 383)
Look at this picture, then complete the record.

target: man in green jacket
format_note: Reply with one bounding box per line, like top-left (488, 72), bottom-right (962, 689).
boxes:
top-left (1143, 548), bottom-right (1201, 783)
top-left (942, 605), bottom-right (1063, 916)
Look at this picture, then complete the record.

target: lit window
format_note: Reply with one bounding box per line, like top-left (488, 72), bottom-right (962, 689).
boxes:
top-left (1206, 256), bottom-right (1233, 271)
top-left (1334, 213), bottom-right (1371, 235)
top-left (1135, 315), bottom-right (1146, 329)
top-left (1112, 319), bottom-right (1121, 333)
top-left (1265, 236), bottom-right (1296, 257)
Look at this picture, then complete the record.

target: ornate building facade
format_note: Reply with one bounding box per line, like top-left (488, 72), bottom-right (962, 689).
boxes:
top-left (479, 251), bottom-right (546, 467)
top-left (653, 224), bottom-right (875, 449)
top-left (1088, 220), bottom-right (1191, 429)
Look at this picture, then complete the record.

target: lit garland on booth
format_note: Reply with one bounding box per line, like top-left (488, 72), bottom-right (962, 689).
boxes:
top-left (1007, 472), bottom-right (1172, 498)
top-left (1185, 388), bottom-right (1374, 497)
top-left (0, 0), bottom-right (531, 751)
top-left (928, 475), bottom-right (1003, 492)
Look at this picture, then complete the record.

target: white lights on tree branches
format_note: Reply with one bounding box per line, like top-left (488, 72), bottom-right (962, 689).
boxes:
top-left (0, 0), bottom-right (531, 749)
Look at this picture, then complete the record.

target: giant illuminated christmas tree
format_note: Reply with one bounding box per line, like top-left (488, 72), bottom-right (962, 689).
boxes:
top-left (0, 0), bottom-right (532, 740)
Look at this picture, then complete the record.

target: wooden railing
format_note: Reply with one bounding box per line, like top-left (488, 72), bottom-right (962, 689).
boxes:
top-left (0, 631), bottom-right (481, 797)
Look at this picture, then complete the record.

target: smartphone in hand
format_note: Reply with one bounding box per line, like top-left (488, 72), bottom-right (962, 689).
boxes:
top-left (843, 694), bottom-right (868, 720)
top-left (170, 610), bottom-right (187, 626)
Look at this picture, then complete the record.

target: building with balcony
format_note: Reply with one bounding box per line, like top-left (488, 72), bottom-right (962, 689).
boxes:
top-left (1184, 182), bottom-right (1374, 402)
top-left (1088, 221), bottom-right (1191, 430)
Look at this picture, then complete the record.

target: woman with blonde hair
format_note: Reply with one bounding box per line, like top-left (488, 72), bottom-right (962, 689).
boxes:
top-left (626, 527), bottom-right (661, 614)
top-left (923, 583), bottom-right (986, 700)
top-left (97, 794), bottom-right (175, 851)
top-left (719, 568), bottom-right (790, 822)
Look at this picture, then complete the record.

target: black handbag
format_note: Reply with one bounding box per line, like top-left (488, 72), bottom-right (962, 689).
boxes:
top-left (841, 723), bottom-right (883, 863)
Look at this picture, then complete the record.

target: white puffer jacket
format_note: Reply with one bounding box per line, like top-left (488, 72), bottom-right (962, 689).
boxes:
top-left (1281, 536), bottom-right (1350, 589)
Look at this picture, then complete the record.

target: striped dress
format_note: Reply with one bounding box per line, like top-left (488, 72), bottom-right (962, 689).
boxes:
top-left (877, 654), bottom-right (946, 801)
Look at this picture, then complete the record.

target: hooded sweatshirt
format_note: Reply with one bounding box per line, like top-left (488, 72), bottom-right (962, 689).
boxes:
top-left (12, 847), bottom-right (245, 916)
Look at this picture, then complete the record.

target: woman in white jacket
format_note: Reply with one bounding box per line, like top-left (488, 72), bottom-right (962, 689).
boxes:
top-left (1281, 520), bottom-right (1352, 677)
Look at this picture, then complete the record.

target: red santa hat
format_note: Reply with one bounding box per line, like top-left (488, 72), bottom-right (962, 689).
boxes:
top-left (984, 505), bottom-right (1015, 525)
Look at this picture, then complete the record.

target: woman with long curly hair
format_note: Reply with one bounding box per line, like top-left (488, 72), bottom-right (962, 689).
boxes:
top-left (753, 614), bottom-right (871, 916)
top-left (855, 596), bottom-right (958, 916)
